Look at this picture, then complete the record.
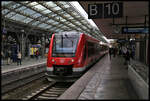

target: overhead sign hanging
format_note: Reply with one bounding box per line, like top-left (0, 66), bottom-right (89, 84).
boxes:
top-left (122, 27), bottom-right (149, 34)
top-left (88, 2), bottom-right (123, 19)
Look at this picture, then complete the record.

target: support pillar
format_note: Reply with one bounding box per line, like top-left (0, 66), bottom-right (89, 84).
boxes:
top-left (41, 34), bottom-right (46, 58)
top-left (21, 33), bottom-right (25, 58)
top-left (135, 42), bottom-right (140, 61)
top-left (16, 31), bottom-right (29, 60)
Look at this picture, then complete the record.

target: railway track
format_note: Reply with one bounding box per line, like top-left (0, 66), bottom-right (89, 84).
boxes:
top-left (22, 81), bottom-right (73, 100)
top-left (2, 72), bottom-right (46, 95)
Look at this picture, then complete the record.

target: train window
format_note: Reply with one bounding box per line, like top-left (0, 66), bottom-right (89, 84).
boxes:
top-left (52, 34), bottom-right (79, 57)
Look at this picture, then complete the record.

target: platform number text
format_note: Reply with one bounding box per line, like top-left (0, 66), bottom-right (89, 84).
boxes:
top-left (88, 2), bottom-right (123, 19)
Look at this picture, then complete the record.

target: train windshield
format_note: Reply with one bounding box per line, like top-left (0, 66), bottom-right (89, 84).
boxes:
top-left (52, 34), bottom-right (79, 57)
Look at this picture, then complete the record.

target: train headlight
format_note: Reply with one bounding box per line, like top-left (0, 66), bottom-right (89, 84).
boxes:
top-left (52, 59), bottom-right (55, 62)
top-left (71, 59), bottom-right (74, 62)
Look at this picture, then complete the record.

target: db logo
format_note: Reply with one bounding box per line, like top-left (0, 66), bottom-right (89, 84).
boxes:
top-left (60, 59), bottom-right (65, 63)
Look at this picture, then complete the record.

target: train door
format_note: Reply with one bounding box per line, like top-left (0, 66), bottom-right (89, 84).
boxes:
top-left (83, 44), bottom-right (87, 65)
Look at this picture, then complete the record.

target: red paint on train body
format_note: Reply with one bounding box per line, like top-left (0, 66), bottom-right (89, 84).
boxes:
top-left (46, 32), bottom-right (108, 81)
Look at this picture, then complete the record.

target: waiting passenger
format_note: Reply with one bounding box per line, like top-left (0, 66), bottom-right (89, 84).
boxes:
top-left (109, 48), bottom-right (112, 60)
top-left (113, 47), bottom-right (118, 57)
top-left (35, 50), bottom-right (39, 60)
top-left (122, 46), bottom-right (127, 65)
top-left (122, 46), bottom-right (127, 56)
top-left (7, 50), bottom-right (11, 65)
top-left (125, 49), bottom-right (130, 66)
top-left (1, 51), bottom-right (4, 65)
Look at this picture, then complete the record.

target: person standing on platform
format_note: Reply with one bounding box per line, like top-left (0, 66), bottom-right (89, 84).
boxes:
top-left (7, 50), bottom-right (11, 65)
top-left (109, 48), bottom-right (112, 60)
top-left (35, 50), bottom-right (39, 60)
top-left (1, 51), bottom-right (4, 65)
top-left (125, 49), bottom-right (130, 66)
top-left (5, 50), bottom-right (10, 65)
top-left (113, 47), bottom-right (118, 58)
top-left (122, 46), bottom-right (127, 65)
top-left (17, 51), bottom-right (22, 65)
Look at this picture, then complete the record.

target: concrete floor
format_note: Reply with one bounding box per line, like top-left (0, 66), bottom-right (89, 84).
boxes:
top-left (78, 55), bottom-right (138, 99)
top-left (1, 57), bottom-right (46, 73)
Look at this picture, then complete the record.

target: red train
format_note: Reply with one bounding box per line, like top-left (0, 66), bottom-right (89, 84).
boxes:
top-left (46, 32), bottom-right (109, 81)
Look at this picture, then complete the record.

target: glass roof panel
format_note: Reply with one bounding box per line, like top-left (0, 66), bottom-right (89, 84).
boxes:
top-left (34, 4), bottom-right (46, 11)
top-left (38, 23), bottom-right (48, 28)
top-left (55, 29), bottom-right (60, 32)
top-left (76, 15), bottom-right (81, 18)
top-left (28, 2), bottom-right (38, 6)
top-left (1, 2), bottom-right (97, 38)
top-left (5, 12), bottom-right (16, 18)
top-left (61, 26), bottom-right (69, 29)
top-left (23, 8), bottom-right (36, 15)
top-left (10, 3), bottom-right (21, 9)
top-left (46, 2), bottom-right (57, 8)
top-left (32, 13), bottom-right (42, 18)
top-left (59, 2), bottom-right (67, 5)
top-left (68, 17), bottom-right (74, 20)
top-left (32, 21), bottom-right (40, 25)
top-left (72, 12), bottom-right (78, 16)
top-left (55, 16), bottom-right (61, 20)
top-left (42, 9), bottom-right (52, 14)
top-left (56, 24), bottom-right (62, 27)
top-left (68, 23), bottom-right (73, 26)
top-left (1, 1), bottom-right (12, 6)
top-left (64, 22), bottom-right (70, 24)
top-left (45, 25), bottom-right (52, 29)
top-left (63, 4), bottom-right (70, 8)
top-left (41, 17), bottom-right (49, 21)
top-left (50, 27), bottom-right (57, 30)
top-left (22, 17), bottom-right (33, 23)
top-left (2, 9), bottom-right (10, 15)
top-left (61, 19), bottom-right (67, 22)
top-left (16, 6), bottom-right (27, 11)
top-left (64, 14), bottom-right (71, 18)
top-left (47, 19), bottom-right (55, 23)
top-left (75, 22), bottom-right (81, 25)
top-left (53, 6), bottom-right (61, 11)
top-left (57, 10), bottom-right (65, 15)
top-left (22, 1), bottom-right (30, 4)
top-left (52, 21), bottom-right (59, 25)
top-left (10, 14), bottom-right (26, 21)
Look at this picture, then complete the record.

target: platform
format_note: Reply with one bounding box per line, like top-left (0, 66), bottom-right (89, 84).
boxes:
top-left (58, 54), bottom-right (139, 100)
top-left (1, 57), bottom-right (46, 73)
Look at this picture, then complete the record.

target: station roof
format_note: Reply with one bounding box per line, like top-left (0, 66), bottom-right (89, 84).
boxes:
top-left (79, 1), bottom-right (149, 39)
top-left (2, 1), bottom-right (108, 43)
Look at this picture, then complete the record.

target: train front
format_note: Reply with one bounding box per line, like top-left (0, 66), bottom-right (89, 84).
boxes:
top-left (46, 32), bottom-right (82, 81)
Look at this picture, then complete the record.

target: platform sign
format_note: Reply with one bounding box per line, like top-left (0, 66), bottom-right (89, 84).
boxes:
top-left (88, 2), bottom-right (123, 19)
top-left (104, 2), bottom-right (123, 18)
top-left (122, 27), bottom-right (149, 34)
top-left (88, 4), bottom-right (103, 19)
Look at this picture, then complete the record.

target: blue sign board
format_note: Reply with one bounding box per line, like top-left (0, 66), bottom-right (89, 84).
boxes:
top-left (122, 27), bottom-right (149, 34)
